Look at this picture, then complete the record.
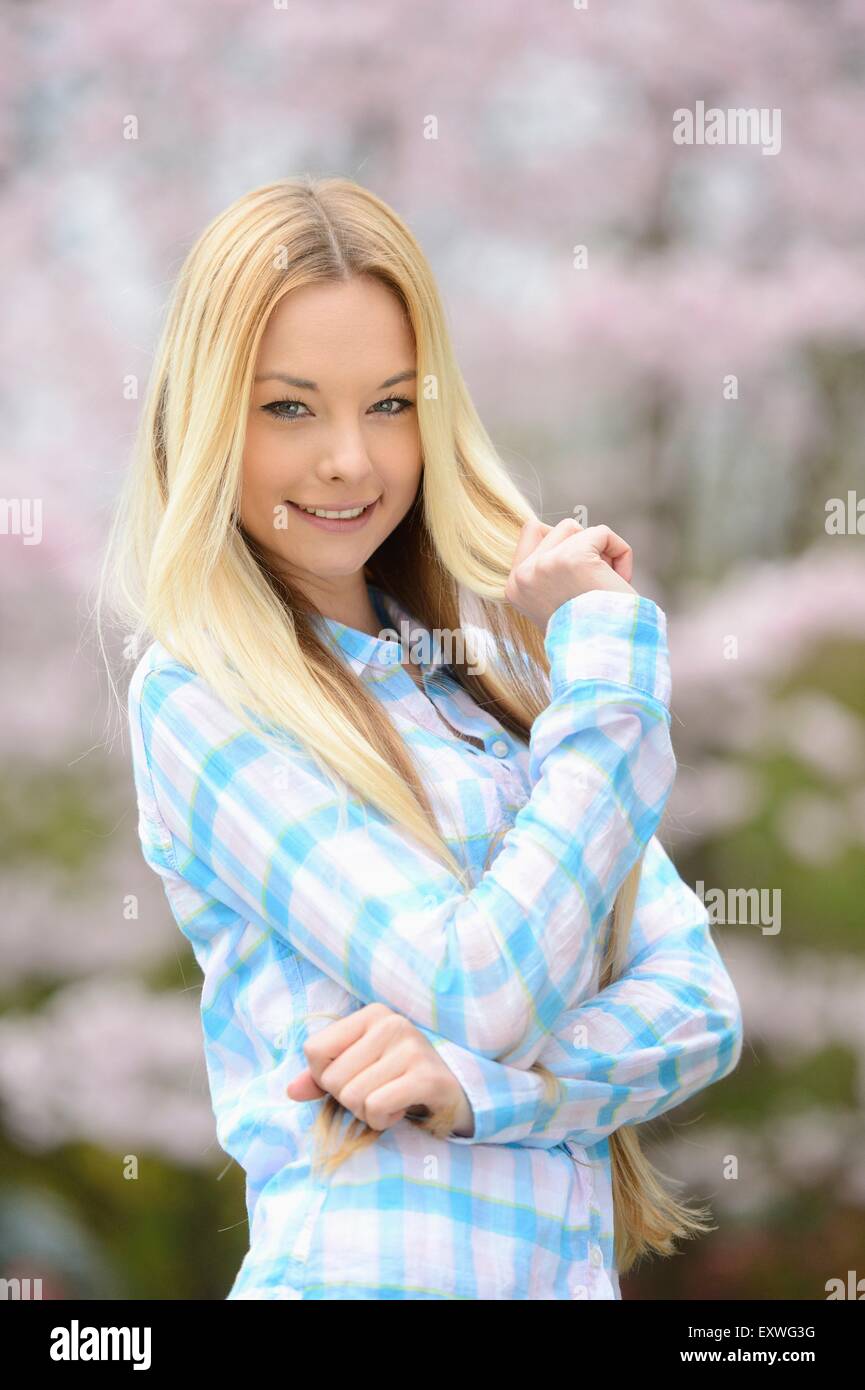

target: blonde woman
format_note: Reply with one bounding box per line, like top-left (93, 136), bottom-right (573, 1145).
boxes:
top-left (98, 175), bottom-right (743, 1301)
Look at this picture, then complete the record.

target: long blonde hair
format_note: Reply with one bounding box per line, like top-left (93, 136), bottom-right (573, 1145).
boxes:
top-left (96, 173), bottom-right (713, 1275)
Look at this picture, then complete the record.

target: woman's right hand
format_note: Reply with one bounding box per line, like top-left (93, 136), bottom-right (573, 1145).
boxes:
top-left (504, 516), bottom-right (637, 633)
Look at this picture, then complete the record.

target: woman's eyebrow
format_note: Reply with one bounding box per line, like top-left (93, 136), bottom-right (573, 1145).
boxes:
top-left (253, 369), bottom-right (417, 391)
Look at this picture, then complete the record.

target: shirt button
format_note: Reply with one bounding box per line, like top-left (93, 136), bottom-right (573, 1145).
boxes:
top-left (490, 739), bottom-right (509, 758)
top-left (589, 1244), bottom-right (604, 1268)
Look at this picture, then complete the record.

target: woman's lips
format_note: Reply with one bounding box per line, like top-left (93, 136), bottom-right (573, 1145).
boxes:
top-left (285, 498), bottom-right (380, 533)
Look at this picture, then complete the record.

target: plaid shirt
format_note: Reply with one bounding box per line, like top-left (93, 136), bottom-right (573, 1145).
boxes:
top-left (127, 583), bottom-right (743, 1300)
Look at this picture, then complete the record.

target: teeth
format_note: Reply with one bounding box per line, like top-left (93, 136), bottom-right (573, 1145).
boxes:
top-left (296, 503), bottom-right (371, 518)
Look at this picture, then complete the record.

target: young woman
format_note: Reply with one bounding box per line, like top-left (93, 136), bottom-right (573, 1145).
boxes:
top-left (98, 174), bottom-right (743, 1301)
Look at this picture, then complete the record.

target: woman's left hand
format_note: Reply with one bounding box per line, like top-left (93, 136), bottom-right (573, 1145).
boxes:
top-left (285, 1002), bottom-right (475, 1137)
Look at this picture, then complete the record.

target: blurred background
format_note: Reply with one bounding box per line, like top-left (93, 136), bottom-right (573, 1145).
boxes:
top-left (1, 0), bottom-right (863, 1300)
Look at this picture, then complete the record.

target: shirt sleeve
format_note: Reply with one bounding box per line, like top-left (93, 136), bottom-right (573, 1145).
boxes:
top-left (423, 835), bottom-right (744, 1146)
top-left (130, 589), bottom-right (676, 1064)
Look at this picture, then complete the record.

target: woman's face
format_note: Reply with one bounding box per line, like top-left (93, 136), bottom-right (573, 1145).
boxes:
top-left (241, 275), bottom-right (422, 595)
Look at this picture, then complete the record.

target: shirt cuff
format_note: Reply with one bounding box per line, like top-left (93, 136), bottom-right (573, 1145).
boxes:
top-left (544, 591), bottom-right (671, 708)
top-left (424, 1033), bottom-right (535, 1145)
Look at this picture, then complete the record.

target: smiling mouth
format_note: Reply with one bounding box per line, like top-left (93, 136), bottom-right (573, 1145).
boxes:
top-left (284, 497), bottom-right (381, 531)
top-left (289, 499), bottom-right (378, 519)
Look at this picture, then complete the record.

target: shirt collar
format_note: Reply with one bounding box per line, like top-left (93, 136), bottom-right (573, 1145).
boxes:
top-left (312, 582), bottom-right (451, 677)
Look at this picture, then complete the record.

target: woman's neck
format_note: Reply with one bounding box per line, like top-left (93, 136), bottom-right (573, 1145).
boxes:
top-left (296, 572), bottom-right (383, 639)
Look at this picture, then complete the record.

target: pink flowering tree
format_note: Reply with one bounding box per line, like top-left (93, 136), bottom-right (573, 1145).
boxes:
top-left (0, 0), bottom-right (863, 1297)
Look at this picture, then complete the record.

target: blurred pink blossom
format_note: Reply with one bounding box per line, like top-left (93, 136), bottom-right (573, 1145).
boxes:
top-left (0, 977), bottom-right (216, 1165)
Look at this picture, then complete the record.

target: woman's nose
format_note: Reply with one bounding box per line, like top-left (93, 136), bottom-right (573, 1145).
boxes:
top-left (315, 425), bottom-right (376, 478)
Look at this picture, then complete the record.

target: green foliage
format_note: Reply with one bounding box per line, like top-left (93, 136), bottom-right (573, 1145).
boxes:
top-left (0, 1134), bottom-right (247, 1300)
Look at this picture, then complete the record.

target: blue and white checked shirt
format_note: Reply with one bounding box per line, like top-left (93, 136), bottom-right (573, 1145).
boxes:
top-left (127, 583), bottom-right (743, 1300)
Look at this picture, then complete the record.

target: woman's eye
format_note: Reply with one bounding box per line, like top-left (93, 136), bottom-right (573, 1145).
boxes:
top-left (264, 395), bottom-right (414, 423)
top-left (265, 399), bottom-right (311, 421)
top-left (370, 395), bottom-right (413, 416)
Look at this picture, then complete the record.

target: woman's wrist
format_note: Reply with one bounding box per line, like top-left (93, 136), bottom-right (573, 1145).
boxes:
top-left (450, 1088), bottom-right (475, 1138)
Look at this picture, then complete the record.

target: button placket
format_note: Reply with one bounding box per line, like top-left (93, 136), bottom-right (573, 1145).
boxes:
top-left (400, 672), bottom-right (469, 745)
top-left (290, 1186), bottom-right (328, 1263)
top-left (424, 683), bottom-right (482, 751)
top-left (432, 679), bottom-right (511, 758)
top-left (404, 668), bottom-right (491, 753)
